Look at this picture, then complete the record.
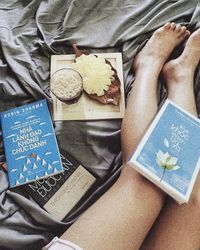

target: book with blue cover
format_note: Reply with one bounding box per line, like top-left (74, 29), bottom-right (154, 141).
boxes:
top-left (128, 99), bottom-right (200, 204)
top-left (1, 99), bottom-right (63, 188)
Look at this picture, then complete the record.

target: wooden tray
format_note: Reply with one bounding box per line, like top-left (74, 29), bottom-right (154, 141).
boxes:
top-left (50, 53), bottom-right (125, 121)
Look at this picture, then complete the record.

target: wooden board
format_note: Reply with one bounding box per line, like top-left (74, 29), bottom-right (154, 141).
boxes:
top-left (50, 53), bottom-right (125, 121)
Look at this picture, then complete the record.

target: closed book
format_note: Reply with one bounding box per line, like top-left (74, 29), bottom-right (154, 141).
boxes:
top-left (24, 148), bottom-right (96, 221)
top-left (1, 99), bottom-right (63, 188)
top-left (128, 99), bottom-right (200, 204)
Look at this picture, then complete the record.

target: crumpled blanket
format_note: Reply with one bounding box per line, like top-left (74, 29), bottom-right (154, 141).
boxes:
top-left (0, 0), bottom-right (200, 249)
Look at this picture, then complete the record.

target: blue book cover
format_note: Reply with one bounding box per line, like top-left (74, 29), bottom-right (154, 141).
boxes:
top-left (1, 99), bottom-right (63, 188)
top-left (129, 99), bottom-right (200, 204)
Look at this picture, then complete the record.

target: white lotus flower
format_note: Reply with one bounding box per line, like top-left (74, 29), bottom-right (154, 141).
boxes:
top-left (156, 150), bottom-right (180, 170)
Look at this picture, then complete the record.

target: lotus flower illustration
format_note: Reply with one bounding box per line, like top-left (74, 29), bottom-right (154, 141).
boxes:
top-left (156, 150), bottom-right (180, 182)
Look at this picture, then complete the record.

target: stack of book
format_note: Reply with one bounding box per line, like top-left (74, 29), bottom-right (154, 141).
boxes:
top-left (0, 99), bottom-right (96, 220)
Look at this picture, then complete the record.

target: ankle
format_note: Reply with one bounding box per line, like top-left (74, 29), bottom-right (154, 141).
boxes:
top-left (167, 80), bottom-right (194, 92)
top-left (134, 65), bottom-right (161, 81)
top-left (163, 59), bottom-right (195, 91)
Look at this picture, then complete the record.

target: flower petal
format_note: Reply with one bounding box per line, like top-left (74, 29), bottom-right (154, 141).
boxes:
top-left (168, 156), bottom-right (178, 165)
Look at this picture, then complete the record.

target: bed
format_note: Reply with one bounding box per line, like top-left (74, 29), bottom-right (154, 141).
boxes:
top-left (0, 0), bottom-right (200, 249)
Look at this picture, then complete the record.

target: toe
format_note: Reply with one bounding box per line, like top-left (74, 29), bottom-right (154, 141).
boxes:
top-left (179, 26), bottom-right (187, 36)
top-left (175, 24), bottom-right (181, 32)
top-left (179, 30), bottom-right (190, 40)
top-left (170, 22), bottom-right (176, 30)
top-left (186, 30), bottom-right (191, 36)
top-left (164, 22), bottom-right (171, 30)
top-left (184, 30), bottom-right (191, 38)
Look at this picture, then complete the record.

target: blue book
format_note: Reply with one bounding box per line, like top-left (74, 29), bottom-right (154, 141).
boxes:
top-left (128, 99), bottom-right (200, 204)
top-left (1, 99), bottom-right (63, 188)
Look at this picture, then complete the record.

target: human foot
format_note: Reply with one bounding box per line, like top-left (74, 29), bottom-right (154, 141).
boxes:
top-left (133, 22), bottom-right (190, 75)
top-left (162, 28), bottom-right (200, 87)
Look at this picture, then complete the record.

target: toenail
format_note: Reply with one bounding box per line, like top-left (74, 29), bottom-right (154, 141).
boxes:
top-left (176, 25), bottom-right (181, 31)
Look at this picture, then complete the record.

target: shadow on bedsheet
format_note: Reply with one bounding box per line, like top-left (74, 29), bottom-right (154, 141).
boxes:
top-left (0, 0), bottom-right (200, 249)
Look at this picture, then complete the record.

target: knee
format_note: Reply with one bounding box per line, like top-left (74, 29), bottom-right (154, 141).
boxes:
top-left (119, 163), bottom-right (159, 193)
top-left (120, 163), bottom-right (142, 183)
top-left (188, 177), bottom-right (200, 208)
top-left (189, 189), bottom-right (200, 209)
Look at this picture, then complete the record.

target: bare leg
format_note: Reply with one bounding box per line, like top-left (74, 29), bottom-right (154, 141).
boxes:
top-left (121, 23), bottom-right (190, 162)
top-left (59, 24), bottom-right (189, 250)
top-left (141, 28), bottom-right (200, 250)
